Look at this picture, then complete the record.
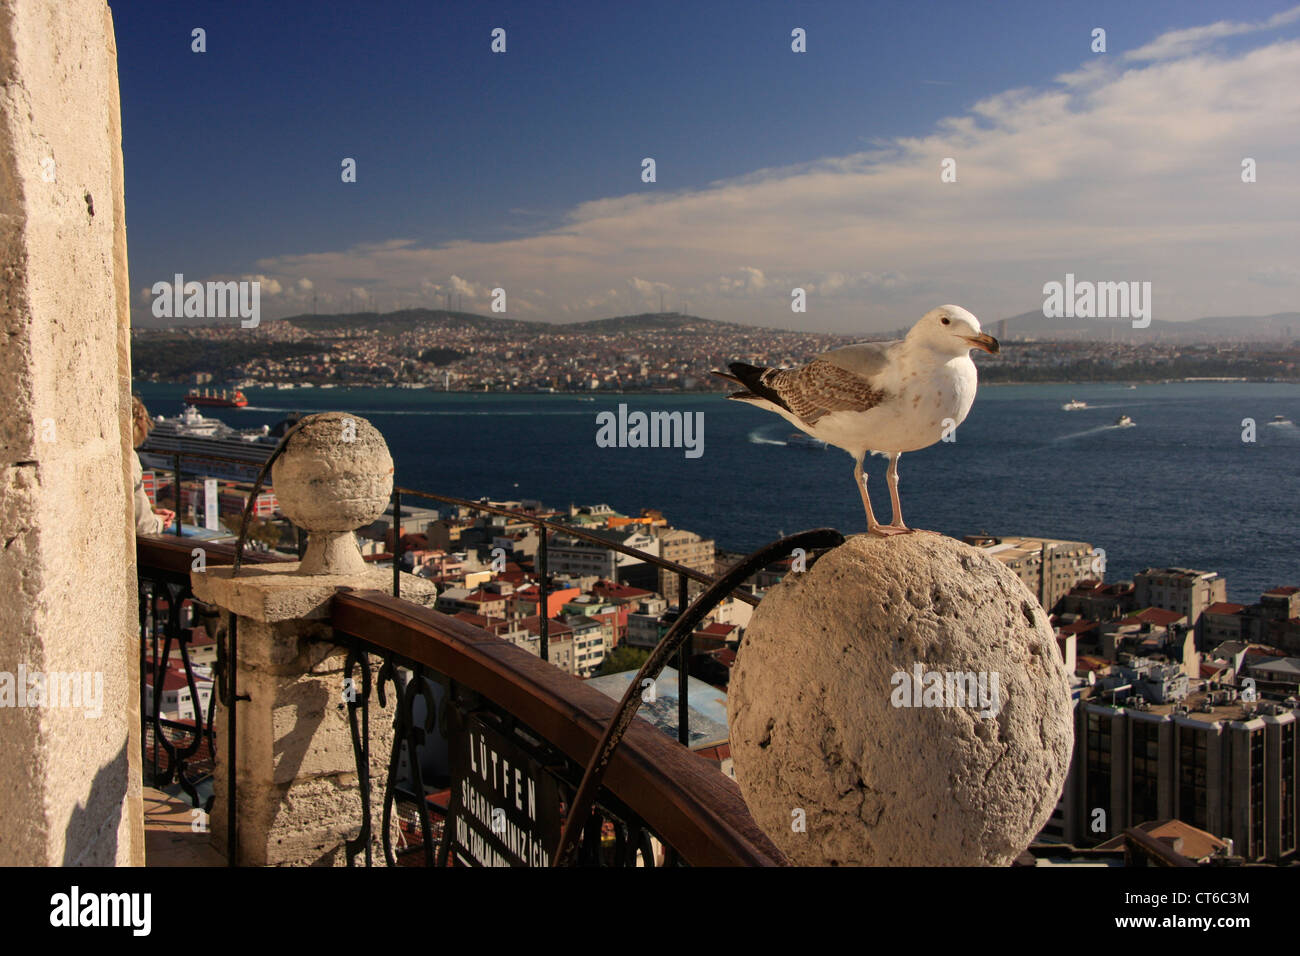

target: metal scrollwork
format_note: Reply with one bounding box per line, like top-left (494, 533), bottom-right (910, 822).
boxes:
top-left (377, 656), bottom-right (438, 866)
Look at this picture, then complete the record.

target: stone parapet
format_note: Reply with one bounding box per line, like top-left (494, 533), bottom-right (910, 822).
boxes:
top-left (196, 561), bottom-right (436, 865)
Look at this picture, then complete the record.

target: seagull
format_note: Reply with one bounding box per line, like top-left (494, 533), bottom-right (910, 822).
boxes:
top-left (712, 305), bottom-right (998, 535)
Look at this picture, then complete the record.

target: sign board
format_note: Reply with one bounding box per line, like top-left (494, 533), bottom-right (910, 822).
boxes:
top-left (447, 715), bottom-right (563, 866)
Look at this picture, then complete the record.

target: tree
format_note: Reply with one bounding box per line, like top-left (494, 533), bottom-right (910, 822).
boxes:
top-left (596, 645), bottom-right (650, 676)
top-left (222, 512), bottom-right (287, 551)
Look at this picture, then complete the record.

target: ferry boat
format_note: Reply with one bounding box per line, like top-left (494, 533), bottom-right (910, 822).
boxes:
top-left (1266, 414), bottom-right (1294, 426)
top-left (183, 387), bottom-right (248, 408)
top-left (787, 432), bottom-right (827, 449)
top-left (1062, 399), bottom-right (1087, 411)
top-left (1113, 415), bottom-right (1134, 428)
top-left (138, 405), bottom-right (280, 482)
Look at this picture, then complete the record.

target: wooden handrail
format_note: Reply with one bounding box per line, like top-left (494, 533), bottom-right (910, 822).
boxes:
top-left (136, 534), bottom-right (294, 581)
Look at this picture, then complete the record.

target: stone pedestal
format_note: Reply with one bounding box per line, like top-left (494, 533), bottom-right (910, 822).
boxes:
top-left (193, 563), bottom-right (436, 866)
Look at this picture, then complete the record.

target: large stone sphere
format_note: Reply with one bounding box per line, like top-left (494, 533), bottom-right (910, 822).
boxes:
top-left (272, 412), bottom-right (393, 531)
top-left (271, 413), bottom-right (393, 575)
top-left (728, 533), bottom-right (1073, 866)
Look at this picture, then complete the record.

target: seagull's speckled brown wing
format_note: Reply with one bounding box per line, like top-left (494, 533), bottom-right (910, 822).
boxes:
top-left (761, 360), bottom-right (887, 426)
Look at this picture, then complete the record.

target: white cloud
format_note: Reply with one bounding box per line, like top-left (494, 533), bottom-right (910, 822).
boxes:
top-left (1125, 4), bottom-right (1300, 61)
top-left (242, 274), bottom-right (282, 295)
top-left (447, 275), bottom-right (483, 299)
top-left (244, 16), bottom-right (1300, 332)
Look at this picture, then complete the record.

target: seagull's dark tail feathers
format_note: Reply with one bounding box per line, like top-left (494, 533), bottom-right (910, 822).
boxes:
top-left (714, 361), bottom-right (792, 413)
top-left (711, 363), bottom-right (768, 403)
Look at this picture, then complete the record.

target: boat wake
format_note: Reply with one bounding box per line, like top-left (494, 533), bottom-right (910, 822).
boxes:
top-left (1053, 424), bottom-right (1134, 442)
top-left (749, 427), bottom-right (786, 446)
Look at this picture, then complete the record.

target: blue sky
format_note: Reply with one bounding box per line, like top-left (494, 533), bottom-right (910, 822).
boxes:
top-left (115, 1), bottom-right (1300, 330)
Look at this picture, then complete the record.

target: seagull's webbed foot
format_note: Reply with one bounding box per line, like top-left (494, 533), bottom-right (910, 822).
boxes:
top-left (869, 524), bottom-right (915, 537)
top-left (870, 455), bottom-right (940, 535)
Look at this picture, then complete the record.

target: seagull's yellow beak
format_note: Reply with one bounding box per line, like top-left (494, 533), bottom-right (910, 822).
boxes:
top-left (964, 333), bottom-right (999, 354)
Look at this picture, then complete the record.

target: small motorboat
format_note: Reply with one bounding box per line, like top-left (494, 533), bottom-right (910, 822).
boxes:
top-left (787, 432), bottom-right (827, 449)
top-left (1114, 415), bottom-right (1134, 427)
top-left (1062, 399), bottom-right (1087, 411)
top-left (1266, 414), bottom-right (1294, 426)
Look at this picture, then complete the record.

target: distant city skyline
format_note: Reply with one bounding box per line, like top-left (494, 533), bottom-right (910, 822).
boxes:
top-left (117, 1), bottom-right (1300, 332)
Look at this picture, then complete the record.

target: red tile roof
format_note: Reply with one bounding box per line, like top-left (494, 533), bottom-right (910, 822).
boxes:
top-left (695, 743), bottom-right (732, 762)
top-left (1242, 646), bottom-right (1286, 659)
top-left (592, 580), bottom-right (653, 600)
top-left (1120, 607), bottom-right (1185, 627)
top-left (1096, 820), bottom-right (1228, 860)
top-left (452, 611), bottom-right (491, 628)
top-left (1204, 602), bottom-right (1246, 615)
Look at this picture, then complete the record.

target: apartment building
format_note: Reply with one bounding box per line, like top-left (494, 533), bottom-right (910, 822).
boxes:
top-left (546, 528), bottom-right (661, 591)
top-left (653, 526), bottom-right (715, 599)
top-left (1049, 690), bottom-right (1298, 863)
top-left (1133, 567), bottom-right (1227, 645)
top-left (963, 535), bottom-right (1097, 610)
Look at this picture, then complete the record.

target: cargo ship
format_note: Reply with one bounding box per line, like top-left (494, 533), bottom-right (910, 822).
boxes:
top-left (184, 387), bottom-right (248, 408)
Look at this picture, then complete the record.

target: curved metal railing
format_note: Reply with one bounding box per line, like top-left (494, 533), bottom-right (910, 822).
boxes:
top-left (329, 588), bottom-right (789, 866)
top-left (136, 435), bottom-right (839, 867)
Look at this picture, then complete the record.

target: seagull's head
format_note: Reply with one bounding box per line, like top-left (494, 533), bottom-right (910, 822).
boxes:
top-left (910, 305), bottom-right (999, 356)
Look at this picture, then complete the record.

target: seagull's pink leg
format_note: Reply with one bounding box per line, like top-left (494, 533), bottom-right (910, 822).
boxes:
top-left (885, 453), bottom-right (907, 529)
top-left (852, 454), bottom-right (884, 533)
top-left (879, 453), bottom-right (936, 535)
top-left (855, 454), bottom-right (910, 536)
top-left (863, 452), bottom-right (912, 535)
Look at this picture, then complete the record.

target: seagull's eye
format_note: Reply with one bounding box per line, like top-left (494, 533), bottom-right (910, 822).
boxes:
top-left (941, 317), bottom-right (950, 325)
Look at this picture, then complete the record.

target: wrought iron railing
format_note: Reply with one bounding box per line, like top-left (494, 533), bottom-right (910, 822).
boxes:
top-left (329, 588), bottom-right (787, 866)
top-left (137, 437), bottom-right (841, 867)
top-left (136, 536), bottom-right (291, 860)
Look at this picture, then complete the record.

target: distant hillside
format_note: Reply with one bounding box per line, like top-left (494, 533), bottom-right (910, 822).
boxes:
top-left (556, 312), bottom-right (759, 334)
top-left (998, 309), bottom-right (1300, 341)
top-left (278, 309), bottom-right (783, 336)
top-left (280, 308), bottom-right (538, 334)
top-left (142, 304), bottom-right (1299, 342)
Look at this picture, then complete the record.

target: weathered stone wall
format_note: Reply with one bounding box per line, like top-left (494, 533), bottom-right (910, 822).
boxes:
top-left (0, 0), bottom-right (142, 865)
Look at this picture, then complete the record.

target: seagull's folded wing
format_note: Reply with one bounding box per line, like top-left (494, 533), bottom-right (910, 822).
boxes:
top-left (815, 340), bottom-right (897, 380)
top-left (764, 360), bottom-right (887, 425)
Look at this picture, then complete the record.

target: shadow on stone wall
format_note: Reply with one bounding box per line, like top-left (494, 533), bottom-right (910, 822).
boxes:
top-left (62, 739), bottom-right (128, 866)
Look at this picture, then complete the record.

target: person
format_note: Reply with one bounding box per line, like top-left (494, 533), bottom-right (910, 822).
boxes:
top-left (131, 395), bottom-right (175, 534)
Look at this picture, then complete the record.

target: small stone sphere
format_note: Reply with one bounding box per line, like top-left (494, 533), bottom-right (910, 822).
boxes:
top-left (727, 533), bottom-right (1073, 866)
top-left (271, 412), bottom-right (393, 533)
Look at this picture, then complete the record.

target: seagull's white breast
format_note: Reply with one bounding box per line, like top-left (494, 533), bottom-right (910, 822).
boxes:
top-left (805, 350), bottom-right (978, 456)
